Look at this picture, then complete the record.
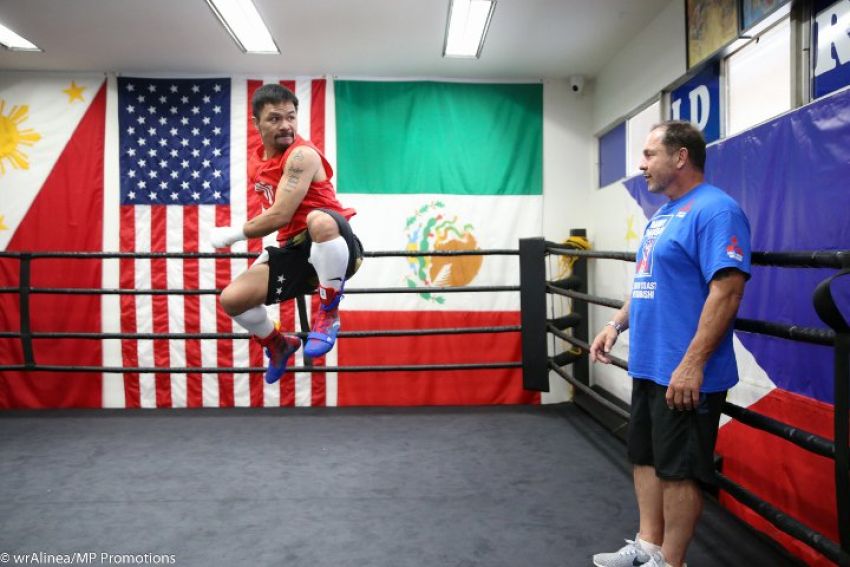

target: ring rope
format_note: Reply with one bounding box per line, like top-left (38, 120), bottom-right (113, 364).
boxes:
top-left (2, 247), bottom-right (846, 266)
top-left (3, 325), bottom-right (521, 341)
top-left (3, 284), bottom-right (520, 296)
top-left (546, 244), bottom-right (850, 269)
top-left (0, 362), bottom-right (522, 374)
top-left (0, 249), bottom-right (519, 260)
top-left (548, 360), bottom-right (630, 420)
top-left (548, 286), bottom-right (835, 346)
top-left (715, 473), bottom-right (848, 565)
top-left (722, 402), bottom-right (834, 459)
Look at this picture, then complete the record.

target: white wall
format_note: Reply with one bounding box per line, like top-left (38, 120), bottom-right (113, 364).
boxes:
top-left (539, 78), bottom-right (595, 402)
top-left (585, 0), bottom-right (687, 401)
top-left (534, 1), bottom-right (688, 400)
top-left (542, 78), bottom-right (595, 242)
top-left (593, 0), bottom-right (685, 133)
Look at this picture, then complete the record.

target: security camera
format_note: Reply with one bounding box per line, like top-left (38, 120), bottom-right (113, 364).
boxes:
top-left (569, 75), bottom-right (585, 94)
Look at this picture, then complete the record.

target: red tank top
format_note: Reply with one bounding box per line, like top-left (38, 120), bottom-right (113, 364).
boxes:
top-left (248, 136), bottom-right (355, 244)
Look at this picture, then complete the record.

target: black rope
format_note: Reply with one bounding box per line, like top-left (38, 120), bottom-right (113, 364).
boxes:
top-left (547, 325), bottom-right (836, 461)
top-left (0, 249), bottom-right (519, 260)
top-left (544, 245), bottom-right (850, 269)
top-left (0, 251), bottom-right (259, 260)
top-left (23, 326), bottom-right (522, 341)
top-left (548, 325), bottom-right (628, 369)
top-left (23, 288), bottom-right (222, 295)
top-left (4, 248), bottom-right (847, 266)
top-left (545, 246), bottom-right (637, 262)
top-left (547, 286), bottom-right (835, 347)
top-left (0, 362), bottom-right (522, 374)
top-left (18, 285), bottom-right (519, 296)
top-left (366, 249), bottom-right (519, 257)
top-left (547, 360), bottom-right (630, 420)
top-left (346, 285), bottom-right (519, 294)
top-left (722, 401), bottom-right (834, 459)
top-left (716, 472), bottom-right (848, 565)
top-left (735, 318), bottom-right (835, 346)
top-left (751, 250), bottom-right (850, 269)
top-left (547, 286), bottom-right (625, 309)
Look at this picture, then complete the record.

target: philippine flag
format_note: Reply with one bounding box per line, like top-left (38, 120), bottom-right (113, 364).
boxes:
top-left (0, 73), bottom-right (106, 408)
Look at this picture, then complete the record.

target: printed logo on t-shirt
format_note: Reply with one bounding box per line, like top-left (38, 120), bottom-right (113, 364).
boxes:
top-left (726, 235), bottom-right (744, 262)
top-left (254, 181), bottom-right (275, 208)
top-left (676, 200), bottom-right (693, 218)
top-left (635, 215), bottom-right (671, 279)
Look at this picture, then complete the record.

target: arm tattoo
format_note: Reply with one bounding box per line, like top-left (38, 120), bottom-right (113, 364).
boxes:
top-left (283, 149), bottom-right (305, 193)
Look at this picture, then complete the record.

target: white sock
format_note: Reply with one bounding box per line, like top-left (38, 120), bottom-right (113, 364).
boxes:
top-left (637, 536), bottom-right (661, 554)
top-left (232, 305), bottom-right (275, 338)
top-left (308, 236), bottom-right (349, 291)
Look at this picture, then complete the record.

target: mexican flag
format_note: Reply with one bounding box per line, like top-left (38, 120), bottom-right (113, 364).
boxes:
top-left (333, 80), bottom-right (543, 405)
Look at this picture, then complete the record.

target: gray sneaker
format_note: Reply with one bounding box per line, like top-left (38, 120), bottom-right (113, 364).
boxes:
top-left (642, 550), bottom-right (687, 567)
top-left (641, 551), bottom-right (665, 567)
top-left (592, 535), bottom-right (651, 567)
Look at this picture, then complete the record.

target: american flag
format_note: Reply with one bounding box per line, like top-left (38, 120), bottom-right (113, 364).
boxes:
top-left (114, 77), bottom-right (332, 409)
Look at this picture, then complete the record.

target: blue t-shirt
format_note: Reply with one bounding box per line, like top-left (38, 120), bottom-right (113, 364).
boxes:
top-left (628, 182), bottom-right (751, 392)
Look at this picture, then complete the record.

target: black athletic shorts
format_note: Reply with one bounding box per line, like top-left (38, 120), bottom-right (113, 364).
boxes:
top-left (627, 378), bottom-right (726, 484)
top-left (263, 208), bottom-right (363, 306)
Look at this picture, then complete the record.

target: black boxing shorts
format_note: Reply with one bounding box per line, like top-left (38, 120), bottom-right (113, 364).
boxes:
top-left (263, 208), bottom-right (363, 306)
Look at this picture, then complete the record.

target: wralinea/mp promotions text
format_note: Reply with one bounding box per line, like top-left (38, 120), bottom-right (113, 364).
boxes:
top-left (0, 552), bottom-right (177, 565)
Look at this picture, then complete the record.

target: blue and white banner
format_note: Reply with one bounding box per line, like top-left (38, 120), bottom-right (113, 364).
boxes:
top-left (670, 62), bottom-right (721, 143)
top-left (812, 0), bottom-right (850, 99)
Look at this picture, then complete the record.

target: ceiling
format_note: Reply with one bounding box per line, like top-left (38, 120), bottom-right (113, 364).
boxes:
top-left (0, 0), bottom-right (670, 81)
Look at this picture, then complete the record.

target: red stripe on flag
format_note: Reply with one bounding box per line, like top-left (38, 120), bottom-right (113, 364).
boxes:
top-left (150, 206), bottom-right (172, 407)
top-left (280, 363), bottom-right (295, 407)
top-left (246, 80), bottom-right (264, 168)
top-left (0, 83), bottom-right (107, 408)
top-left (277, 299), bottom-right (295, 406)
top-left (337, 311), bottom-right (537, 406)
top-left (716, 389), bottom-right (837, 565)
top-left (183, 206), bottom-right (202, 408)
top-left (309, 294), bottom-right (327, 407)
top-left (119, 205), bottom-right (140, 408)
top-left (215, 205), bottom-right (234, 407)
top-left (246, 79), bottom-right (266, 406)
top-left (310, 78), bottom-right (326, 153)
top-left (278, 79), bottom-right (298, 406)
top-left (309, 78), bottom-right (328, 406)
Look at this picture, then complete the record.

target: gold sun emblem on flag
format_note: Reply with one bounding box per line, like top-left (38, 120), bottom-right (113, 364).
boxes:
top-left (0, 100), bottom-right (42, 175)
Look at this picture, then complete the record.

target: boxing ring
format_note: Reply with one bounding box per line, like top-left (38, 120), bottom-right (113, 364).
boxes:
top-left (543, 236), bottom-right (850, 566)
top-left (1, 240), bottom-right (847, 566)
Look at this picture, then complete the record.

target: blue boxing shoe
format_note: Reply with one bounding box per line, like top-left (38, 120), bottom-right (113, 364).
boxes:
top-left (304, 285), bottom-right (342, 358)
top-left (257, 323), bottom-right (301, 384)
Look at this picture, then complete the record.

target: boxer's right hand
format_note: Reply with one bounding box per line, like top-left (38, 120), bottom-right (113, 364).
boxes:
top-left (210, 226), bottom-right (246, 248)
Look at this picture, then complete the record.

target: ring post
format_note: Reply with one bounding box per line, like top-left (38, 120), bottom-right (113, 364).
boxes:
top-left (836, 331), bottom-right (850, 566)
top-left (19, 253), bottom-right (35, 368)
top-left (519, 237), bottom-right (548, 391)
top-left (569, 228), bottom-right (590, 386)
top-left (296, 294), bottom-right (314, 367)
top-left (813, 268), bottom-right (850, 564)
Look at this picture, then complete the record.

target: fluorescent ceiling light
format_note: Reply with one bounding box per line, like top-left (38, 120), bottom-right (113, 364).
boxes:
top-left (443, 0), bottom-right (496, 59)
top-left (205, 0), bottom-right (279, 54)
top-left (0, 21), bottom-right (41, 51)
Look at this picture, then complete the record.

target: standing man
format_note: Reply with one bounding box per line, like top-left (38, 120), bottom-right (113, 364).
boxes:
top-left (210, 84), bottom-right (362, 385)
top-left (590, 121), bottom-right (751, 567)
